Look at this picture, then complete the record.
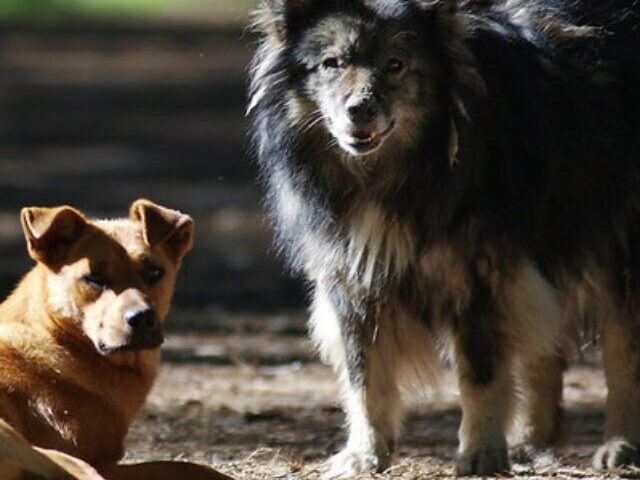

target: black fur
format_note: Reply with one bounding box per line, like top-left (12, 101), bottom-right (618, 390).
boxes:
top-left (249, 0), bottom-right (640, 474)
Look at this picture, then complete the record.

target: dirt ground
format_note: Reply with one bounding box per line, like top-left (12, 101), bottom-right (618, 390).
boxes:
top-left (125, 328), bottom-right (633, 480)
top-left (0, 10), bottom-right (637, 480)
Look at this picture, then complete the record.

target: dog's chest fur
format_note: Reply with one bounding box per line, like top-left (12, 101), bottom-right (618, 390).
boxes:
top-left (343, 203), bottom-right (415, 289)
top-left (276, 167), bottom-right (475, 304)
top-left (345, 207), bottom-right (477, 311)
top-left (296, 197), bottom-right (417, 292)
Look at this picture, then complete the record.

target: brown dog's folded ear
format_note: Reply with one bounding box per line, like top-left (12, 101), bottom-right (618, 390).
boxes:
top-left (21, 206), bottom-right (88, 267)
top-left (129, 199), bottom-right (194, 260)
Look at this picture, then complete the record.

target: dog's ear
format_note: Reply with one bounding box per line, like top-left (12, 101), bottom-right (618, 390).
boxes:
top-left (254, 0), bottom-right (322, 40)
top-left (129, 199), bottom-right (194, 261)
top-left (21, 206), bottom-right (88, 267)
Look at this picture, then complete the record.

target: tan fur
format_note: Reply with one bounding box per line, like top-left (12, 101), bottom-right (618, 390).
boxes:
top-left (0, 201), bottom-right (232, 480)
top-left (511, 354), bottom-right (566, 452)
top-left (593, 313), bottom-right (640, 469)
top-left (506, 264), bottom-right (569, 451)
top-left (0, 418), bottom-right (102, 480)
top-left (453, 344), bottom-right (512, 476)
top-left (420, 243), bottom-right (472, 318)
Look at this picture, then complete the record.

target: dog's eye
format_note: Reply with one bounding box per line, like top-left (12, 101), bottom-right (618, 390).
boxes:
top-left (322, 57), bottom-right (341, 69)
top-left (386, 58), bottom-right (405, 74)
top-left (82, 274), bottom-right (106, 290)
top-left (143, 266), bottom-right (165, 285)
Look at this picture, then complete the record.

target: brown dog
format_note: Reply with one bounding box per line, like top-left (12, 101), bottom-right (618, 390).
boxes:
top-left (0, 200), bottom-right (230, 480)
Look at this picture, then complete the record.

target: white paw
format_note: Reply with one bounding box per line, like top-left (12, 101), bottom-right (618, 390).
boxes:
top-left (325, 448), bottom-right (387, 478)
top-left (593, 438), bottom-right (640, 470)
top-left (455, 445), bottom-right (510, 476)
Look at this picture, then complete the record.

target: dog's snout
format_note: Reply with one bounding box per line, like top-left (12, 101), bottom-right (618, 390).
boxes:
top-left (347, 97), bottom-right (380, 125)
top-left (124, 308), bottom-right (157, 330)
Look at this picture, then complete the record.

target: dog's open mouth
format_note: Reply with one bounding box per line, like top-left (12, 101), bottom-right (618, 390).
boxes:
top-left (345, 121), bottom-right (395, 153)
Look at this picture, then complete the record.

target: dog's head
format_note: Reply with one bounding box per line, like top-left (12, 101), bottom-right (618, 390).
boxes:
top-left (251, 0), bottom-right (469, 158)
top-left (20, 199), bottom-right (194, 356)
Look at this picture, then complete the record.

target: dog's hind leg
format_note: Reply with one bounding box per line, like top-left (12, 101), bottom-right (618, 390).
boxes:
top-left (451, 278), bottom-right (514, 476)
top-left (507, 264), bottom-right (568, 462)
top-left (594, 314), bottom-right (640, 469)
top-left (453, 349), bottom-right (513, 476)
top-left (310, 283), bottom-right (403, 478)
top-left (0, 419), bottom-right (103, 480)
top-left (510, 354), bottom-right (566, 463)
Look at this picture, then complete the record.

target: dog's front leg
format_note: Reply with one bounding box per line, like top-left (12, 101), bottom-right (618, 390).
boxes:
top-left (311, 283), bottom-right (402, 478)
top-left (452, 292), bottom-right (513, 476)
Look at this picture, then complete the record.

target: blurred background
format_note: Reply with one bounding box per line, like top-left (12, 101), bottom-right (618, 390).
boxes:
top-left (0, 0), bottom-right (307, 328)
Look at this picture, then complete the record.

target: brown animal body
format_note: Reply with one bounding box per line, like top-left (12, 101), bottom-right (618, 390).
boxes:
top-left (0, 200), bottom-right (230, 480)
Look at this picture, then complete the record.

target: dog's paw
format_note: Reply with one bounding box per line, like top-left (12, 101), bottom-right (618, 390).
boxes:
top-left (455, 445), bottom-right (510, 477)
top-left (510, 444), bottom-right (535, 464)
top-left (510, 444), bottom-right (556, 470)
top-left (593, 438), bottom-right (640, 470)
top-left (325, 448), bottom-right (387, 478)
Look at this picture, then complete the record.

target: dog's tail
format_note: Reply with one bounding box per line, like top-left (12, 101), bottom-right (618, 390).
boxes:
top-left (0, 419), bottom-right (104, 480)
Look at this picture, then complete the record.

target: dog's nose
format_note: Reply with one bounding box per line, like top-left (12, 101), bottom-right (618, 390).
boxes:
top-left (124, 308), bottom-right (157, 330)
top-left (347, 98), bottom-right (380, 125)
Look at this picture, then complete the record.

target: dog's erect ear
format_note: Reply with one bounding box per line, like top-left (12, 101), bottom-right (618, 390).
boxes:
top-left (255, 0), bottom-right (322, 39)
top-left (21, 206), bottom-right (88, 267)
top-left (129, 199), bottom-right (194, 260)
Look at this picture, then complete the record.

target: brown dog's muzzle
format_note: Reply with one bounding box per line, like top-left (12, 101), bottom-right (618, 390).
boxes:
top-left (97, 289), bottom-right (165, 355)
top-left (124, 307), bottom-right (164, 350)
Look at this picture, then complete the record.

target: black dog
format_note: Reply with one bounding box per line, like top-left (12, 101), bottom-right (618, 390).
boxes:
top-left (249, 0), bottom-right (640, 476)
